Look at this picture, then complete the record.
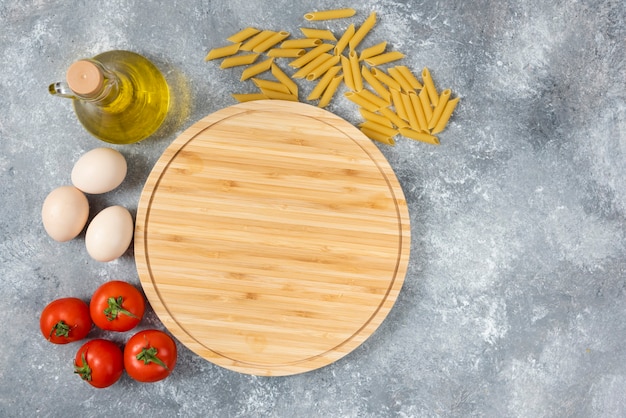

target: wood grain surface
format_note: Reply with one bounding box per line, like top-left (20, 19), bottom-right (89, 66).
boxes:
top-left (134, 100), bottom-right (411, 376)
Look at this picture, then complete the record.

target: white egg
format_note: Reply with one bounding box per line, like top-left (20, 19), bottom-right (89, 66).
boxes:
top-left (41, 186), bottom-right (89, 242)
top-left (71, 147), bottom-right (127, 194)
top-left (85, 205), bottom-right (134, 262)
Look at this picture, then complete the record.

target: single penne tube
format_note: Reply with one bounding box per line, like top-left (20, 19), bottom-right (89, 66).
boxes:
top-left (289, 43), bottom-right (334, 68)
top-left (240, 57), bottom-right (274, 81)
top-left (293, 53), bottom-right (334, 79)
top-left (306, 55), bottom-right (341, 80)
top-left (251, 77), bottom-right (291, 94)
top-left (359, 108), bottom-right (393, 127)
top-left (401, 92), bottom-right (419, 131)
top-left (360, 127), bottom-right (396, 146)
top-left (240, 30), bottom-right (276, 51)
top-left (390, 88), bottom-right (409, 121)
top-left (395, 66), bottom-right (423, 89)
top-left (334, 24), bottom-right (355, 56)
top-left (318, 75), bottom-right (344, 108)
top-left (341, 55), bottom-right (355, 91)
top-left (422, 67), bottom-right (439, 107)
top-left (307, 66), bottom-right (341, 100)
top-left (261, 89), bottom-right (299, 101)
top-left (304, 8), bottom-right (356, 20)
top-left (252, 31), bottom-right (290, 53)
top-left (361, 66), bottom-right (391, 102)
top-left (349, 12), bottom-right (377, 51)
top-left (357, 88), bottom-right (389, 109)
top-left (359, 120), bottom-right (398, 138)
top-left (349, 51), bottom-right (363, 91)
top-left (365, 51), bottom-right (405, 66)
top-left (387, 67), bottom-right (413, 92)
top-left (380, 107), bottom-right (409, 128)
top-left (359, 41), bottom-right (387, 61)
top-left (280, 38), bottom-right (322, 49)
top-left (220, 53), bottom-right (259, 68)
top-left (408, 91), bottom-right (428, 132)
top-left (204, 43), bottom-right (242, 61)
top-left (267, 48), bottom-right (306, 58)
top-left (418, 87), bottom-right (433, 121)
top-left (431, 97), bottom-right (460, 134)
top-left (227, 27), bottom-right (261, 43)
top-left (428, 89), bottom-right (452, 130)
top-left (345, 91), bottom-right (379, 112)
top-left (232, 93), bottom-right (268, 102)
top-left (300, 28), bottom-right (337, 41)
top-left (371, 68), bottom-right (401, 91)
top-left (399, 127), bottom-right (440, 145)
top-left (271, 63), bottom-right (298, 96)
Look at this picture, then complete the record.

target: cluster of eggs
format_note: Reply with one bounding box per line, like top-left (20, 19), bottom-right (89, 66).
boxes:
top-left (41, 148), bottom-right (134, 262)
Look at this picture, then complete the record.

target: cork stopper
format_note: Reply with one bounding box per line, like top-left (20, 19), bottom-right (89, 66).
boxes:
top-left (66, 60), bottom-right (104, 96)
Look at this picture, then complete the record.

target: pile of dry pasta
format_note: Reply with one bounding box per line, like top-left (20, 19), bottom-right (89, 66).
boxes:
top-left (205, 8), bottom-right (459, 146)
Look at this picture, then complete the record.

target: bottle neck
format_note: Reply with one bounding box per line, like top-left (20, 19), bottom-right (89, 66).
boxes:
top-left (70, 60), bottom-right (122, 106)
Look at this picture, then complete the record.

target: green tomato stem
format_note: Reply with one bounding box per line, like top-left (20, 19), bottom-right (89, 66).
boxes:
top-left (104, 296), bottom-right (139, 321)
top-left (49, 320), bottom-right (71, 339)
top-left (74, 353), bottom-right (92, 382)
top-left (136, 346), bottom-right (169, 370)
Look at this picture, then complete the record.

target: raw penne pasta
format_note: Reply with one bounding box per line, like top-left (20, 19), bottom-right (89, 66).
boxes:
top-left (387, 67), bottom-right (413, 92)
top-left (349, 51), bottom-right (363, 91)
top-left (401, 92), bottom-right (419, 131)
top-left (304, 8), bottom-right (356, 21)
top-left (205, 43), bottom-right (242, 61)
top-left (280, 38), bottom-right (322, 49)
top-left (380, 107), bottom-right (409, 128)
top-left (365, 51), bottom-right (405, 66)
top-left (306, 55), bottom-right (341, 80)
top-left (418, 87), bottom-right (433, 121)
top-left (289, 43), bottom-right (334, 68)
top-left (334, 24), bottom-right (355, 56)
top-left (345, 91), bottom-right (379, 112)
top-left (431, 97), bottom-right (459, 134)
top-left (357, 88), bottom-right (389, 109)
top-left (252, 77), bottom-right (291, 94)
top-left (240, 57), bottom-right (274, 81)
top-left (359, 41), bottom-right (387, 61)
top-left (341, 55), bottom-right (355, 91)
top-left (307, 66), bottom-right (341, 100)
top-left (252, 31), bottom-right (290, 53)
top-left (395, 66), bottom-right (423, 89)
top-left (271, 63), bottom-right (298, 95)
top-left (220, 53), bottom-right (259, 68)
top-left (422, 67), bottom-right (439, 107)
top-left (360, 127), bottom-right (396, 146)
top-left (390, 88), bottom-right (408, 121)
top-left (293, 53), bottom-right (335, 79)
top-left (261, 89), bottom-right (299, 101)
top-left (349, 12), bottom-right (377, 51)
top-left (371, 68), bottom-right (401, 91)
top-left (408, 91), bottom-right (428, 132)
top-left (428, 89), bottom-right (451, 130)
top-left (300, 28), bottom-right (337, 41)
top-left (227, 27), bottom-right (260, 43)
top-left (232, 93), bottom-right (268, 102)
top-left (399, 127), bottom-right (440, 145)
top-left (359, 108), bottom-right (393, 127)
top-left (359, 120), bottom-right (398, 138)
top-left (267, 48), bottom-right (306, 58)
top-left (318, 75), bottom-right (343, 108)
top-left (361, 66), bottom-right (391, 102)
top-left (240, 30), bottom-right (276, 51)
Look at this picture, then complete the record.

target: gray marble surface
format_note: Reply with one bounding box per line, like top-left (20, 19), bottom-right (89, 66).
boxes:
top-left (1, 0), bottom-right (625, 417)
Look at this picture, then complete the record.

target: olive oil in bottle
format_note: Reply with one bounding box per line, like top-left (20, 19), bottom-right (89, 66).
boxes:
top-left (51, 50), bottom-right (170, 144)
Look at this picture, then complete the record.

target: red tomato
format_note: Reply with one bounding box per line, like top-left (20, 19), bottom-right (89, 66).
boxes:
top-left (90, 281), bottom-right (145, 332)
top-left (124, 329), bottom-right (177, 382)
top-left (40, 297), bottom-right (92, 344)
top-left (74, 339), bottom-right (124, 388)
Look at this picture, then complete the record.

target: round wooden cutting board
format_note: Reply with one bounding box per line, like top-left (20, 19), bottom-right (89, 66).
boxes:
top-left (134, 100), bottom-right (411, 376)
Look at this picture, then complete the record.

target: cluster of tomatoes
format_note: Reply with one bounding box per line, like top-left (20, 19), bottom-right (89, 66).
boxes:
top-left (40, 280), bottom-right (177, 388)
